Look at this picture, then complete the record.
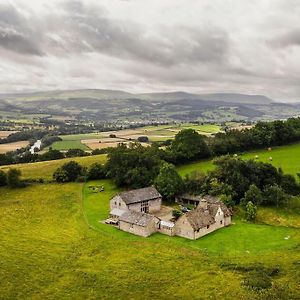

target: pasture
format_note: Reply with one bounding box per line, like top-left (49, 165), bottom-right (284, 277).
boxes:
top-left (0, 179), bottom-right (299, 299)
top-left (0, 154), bottom-right (107, 180)
top-left (178, 142), bottom-right (300, 178)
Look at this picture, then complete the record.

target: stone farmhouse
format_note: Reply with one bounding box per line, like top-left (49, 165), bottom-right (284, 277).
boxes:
top-left (107, 187), bottom-right (232, 239)
top-left (175, 196), bottom-right (232, 240)
top-left (110, 187), bottom-right (162, 214)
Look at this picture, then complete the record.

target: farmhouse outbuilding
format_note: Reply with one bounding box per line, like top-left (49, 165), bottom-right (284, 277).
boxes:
top-left (119, 210), bottom-right (160, 237)
top-left (175, 195), bottom-right (232, 240)
top-left (110, 187), bottom-right (162, 213)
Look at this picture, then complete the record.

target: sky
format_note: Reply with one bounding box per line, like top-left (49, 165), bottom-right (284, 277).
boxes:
top-left (0, 0), bottom-right (300, 101)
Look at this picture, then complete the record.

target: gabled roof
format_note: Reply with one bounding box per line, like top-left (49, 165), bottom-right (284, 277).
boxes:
top-left (202, 195), bottom-right (232, 217)
top-left (119, 210), bottom-right (159, 227)
top-left (184, 207), bottom-right (215, 231)
top-left (160, 220), bottom-right (175, 228)
top-left (117, 187), bottom-right (161, 205)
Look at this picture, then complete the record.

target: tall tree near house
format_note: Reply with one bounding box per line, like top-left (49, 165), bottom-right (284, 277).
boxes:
top-left (154, 163), bottom-right (184, 201)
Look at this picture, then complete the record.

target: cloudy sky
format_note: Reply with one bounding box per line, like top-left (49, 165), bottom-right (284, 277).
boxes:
top-left (0, 0), bottom-right (300, 101)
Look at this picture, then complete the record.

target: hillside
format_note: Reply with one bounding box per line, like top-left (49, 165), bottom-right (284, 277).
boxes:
top-left (1, 89), bottom-right (299, 123)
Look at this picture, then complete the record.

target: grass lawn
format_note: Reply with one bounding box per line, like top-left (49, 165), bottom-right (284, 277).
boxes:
top-left (0, 154), bottom-right (107, 180)
top-left (49, 140), bottom-right (90, 151)
top-left (177, 141), bottom-right (300, 178)
top-left (0, 179), bottom-right (299, 298)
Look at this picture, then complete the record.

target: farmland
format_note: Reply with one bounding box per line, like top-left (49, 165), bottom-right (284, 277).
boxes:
top-left (47, 123), bottom-right (221, 151)
top-left (0, 175), bottom-right (299, 299)
top-left (0, 140), bottom-right (29, 154)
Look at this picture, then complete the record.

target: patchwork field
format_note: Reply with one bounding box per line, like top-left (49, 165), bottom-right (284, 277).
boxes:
top-left (178, 141), bottom-right (300, 178)
top-left (0, 179), bottom-right (299, 299)
top-left (0, 131), bottom-right (17, 139)
top-left (0, 140), bottom-right (29, 154)
top-left (48, 123), bottom-right (222, 151)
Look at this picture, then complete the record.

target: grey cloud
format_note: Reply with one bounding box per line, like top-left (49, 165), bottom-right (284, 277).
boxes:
top-left (0, 4), bottom-right (43, 55)
top-left (270, 29), bottom-right (300, 48)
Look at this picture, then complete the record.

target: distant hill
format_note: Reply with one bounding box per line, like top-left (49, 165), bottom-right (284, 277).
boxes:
top-left (1, 89), bottom-right (274, 105)
top-left (0, 88), bottom-right (299, 123)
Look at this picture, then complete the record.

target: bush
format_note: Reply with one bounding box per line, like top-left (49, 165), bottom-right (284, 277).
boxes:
top-left (172, 209), bottom-right (183, 219)
top-left (0, 170), bottom-right (7, 186)
top-left (137, 136), bottom-right (149, 143)
top-left (245, 201), bottom-right (257, 222)
top-left (7, 168), bottom-right (22, 188)
top-left (87, 163), bottom-right (106, 180)
top-left (53, 161), bottom-right (86, 182)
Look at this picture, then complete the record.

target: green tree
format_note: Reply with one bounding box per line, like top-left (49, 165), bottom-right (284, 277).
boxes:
top-left (7, 168), bottom-right (22, 188)
top-left (263, 185), bottom-right (289, 207)
top-left (106, 143), bottom-right (161, 188)
top-left (0, 170), bottom-right (7, 186)
top-left (245, 201), bottom-right (257, 222)
top-left (53, 161), bottom-right (85, 182)
top-left (154, 163), bottom-right (184, 201)
top-left (87, 163), bottom-right (106, 180)
top-left (169, 129), bottom-right (210, 163)
top-left (242, 184), bottom-right (263, 206)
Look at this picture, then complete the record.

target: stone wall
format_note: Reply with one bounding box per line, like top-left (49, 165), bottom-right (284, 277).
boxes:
top-left (119, 218), bottom-right (159, 237)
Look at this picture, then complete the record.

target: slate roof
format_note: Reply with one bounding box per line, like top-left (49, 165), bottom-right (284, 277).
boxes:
top-left (119, 210), bottom-right (159, 227)
top-left (185, 207), bottom-right (215, 231)
top-left (118, 187), bottom-right (161, 205)
top-left (182, 195), bottom-right (232, 230)
top-left (202, 195), bottom-right (232, 217)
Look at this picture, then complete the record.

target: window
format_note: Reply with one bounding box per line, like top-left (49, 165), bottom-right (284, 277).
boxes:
top-left (115, 201), bottom-right (117, 205)
top-left (119, 203), bottom-right (121, 206)
top-left (220, 220), bottom-right (223, 225)
top-left (207, 225), bottom-right (210, 229)
top-left (218, 212), bottom-right (220, 215)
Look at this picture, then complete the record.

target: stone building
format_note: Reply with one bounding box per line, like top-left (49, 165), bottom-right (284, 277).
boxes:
top-left (175, 196), bottom-right (232, 240)
top-left (110, 187), bottom-right (162, 213)
top-left (119, 210), bottom-right (160, 237)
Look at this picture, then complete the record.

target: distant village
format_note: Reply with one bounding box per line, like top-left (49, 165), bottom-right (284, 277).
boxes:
top-left (105, 187), bottom-right (232, 239)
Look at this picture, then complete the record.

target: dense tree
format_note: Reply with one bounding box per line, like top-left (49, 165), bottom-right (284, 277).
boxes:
top-left (106, 143), bottom-right (162, 188)
top-left (154, 163), bottom-right (184, 201)
top-left (241, 184), bottom-right (263, 206)
top-left (53, 161), bottom-right (86, 182)
top-left (87, 163), bottom-right (106, 180)
top-left (168, 129), bottom-right (210, 163)
top-left (7, 168), bottom-right (22, 188)
top-left (65, 149), bottom-right (88, 158)
top-left (263, 185), bottom-right (289, 207)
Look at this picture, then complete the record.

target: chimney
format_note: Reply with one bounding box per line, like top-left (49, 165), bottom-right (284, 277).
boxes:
top-left (199, 199), bottom-right (208, 210)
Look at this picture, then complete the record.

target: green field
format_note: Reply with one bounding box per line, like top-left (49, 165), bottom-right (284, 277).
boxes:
top-left (0, 154), bottom-right (107, 180)
top-left (47, 123), bottom-right (222, 150)
top-left (178, 142), bottom-right (300, 178)
top-left (0, 178), bottom-right (299, 299)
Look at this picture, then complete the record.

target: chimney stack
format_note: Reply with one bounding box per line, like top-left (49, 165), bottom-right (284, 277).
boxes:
top-left (199, 199), bottom-right (208, 210)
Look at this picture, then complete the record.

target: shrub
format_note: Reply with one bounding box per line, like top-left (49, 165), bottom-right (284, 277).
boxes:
top-left (0, 170), bottom-right (7, 186)
top-left (245, 201), bottom-right (257, 222)
top-left (7, 168), bottom-right (22, 188)
top-left (53, 161), bottom-right (85, 182)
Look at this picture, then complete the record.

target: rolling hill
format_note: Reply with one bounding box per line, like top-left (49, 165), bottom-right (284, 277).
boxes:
top-left (0, 89), bottom-right (299, 123)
